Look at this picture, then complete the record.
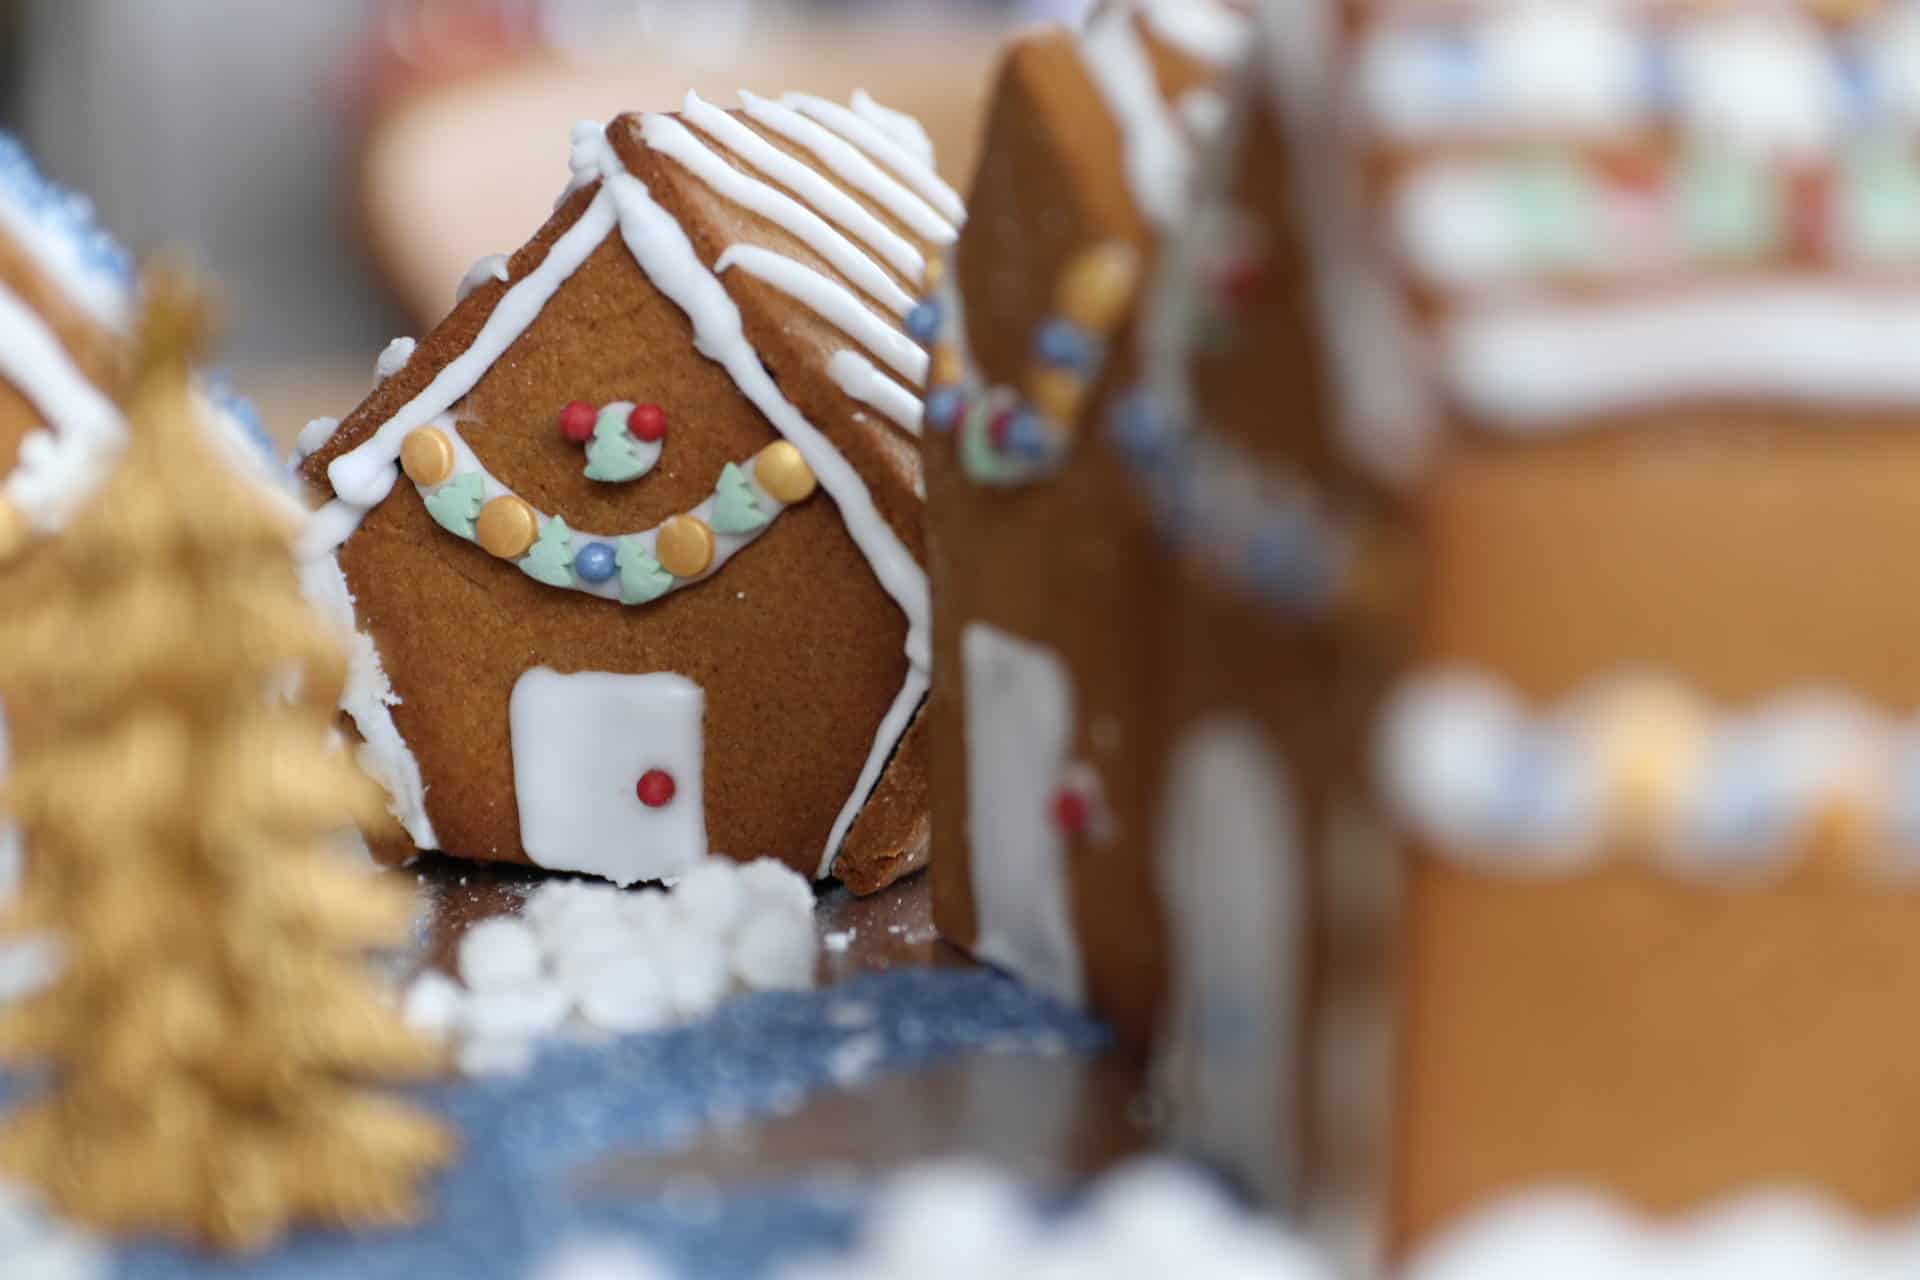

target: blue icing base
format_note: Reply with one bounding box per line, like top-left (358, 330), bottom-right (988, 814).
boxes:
top-left (0, 133), bottom-right (134, 303)
top-left (0, 969), bottom-right (1109, 1279)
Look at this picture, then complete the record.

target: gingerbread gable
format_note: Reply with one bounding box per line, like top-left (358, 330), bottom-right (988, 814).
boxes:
top-left (299, 95), bottom-right (957, 889)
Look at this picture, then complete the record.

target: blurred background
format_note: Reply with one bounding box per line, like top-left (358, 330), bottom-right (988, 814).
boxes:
top-left (0, 0), bottom-right (1081, 435)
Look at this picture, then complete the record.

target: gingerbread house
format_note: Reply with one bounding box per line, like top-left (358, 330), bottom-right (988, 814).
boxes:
top-left (297, 94), bottom-right (959, 893)
top-left (1297, 0), bottom-right (1920, 1256)
top-left (923, 0), bottom-right (1255, 1049)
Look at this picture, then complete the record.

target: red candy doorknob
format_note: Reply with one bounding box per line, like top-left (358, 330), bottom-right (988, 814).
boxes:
top-left (636, 768), bottom-right (677, 808)
top-left (558, 400), bottom-right (597, 444)
top-left (1051, 787), bottom-right (1090, 840)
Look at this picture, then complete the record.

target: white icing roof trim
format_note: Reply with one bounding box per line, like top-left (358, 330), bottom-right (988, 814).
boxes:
top-left (1381, 670), bottom-right (1920, 876)
top-left (0, 137), bottom-right (130, 330)
top-left (1447, 287), bottom-right (1920, 427)
top-left (1079, 1), bottom-right (1193, 229)
top-left (0, 284), bottom-right (124, 532)
top-left (1410, 1191), bottom-right (1920, 1279)
top-left (1140, 0), bottom-right (1252, 68)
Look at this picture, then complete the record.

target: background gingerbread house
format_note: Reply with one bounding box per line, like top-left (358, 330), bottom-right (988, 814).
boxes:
top-left (298, 95), bottom-right (959, 894)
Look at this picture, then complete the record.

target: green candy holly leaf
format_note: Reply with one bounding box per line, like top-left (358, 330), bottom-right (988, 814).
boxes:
top-left (521, 517), bottom-right (575, 588)
top-left (584, 405), bottom-right (655, 483)
top-left (708, 462), bottom-right (770, 535)
top-left (1682, 146), bottom-right (1779, 261)
top-left (617, 536), bottom-right (673, 605)
top-left (423, 472), bottom-right (485, 539)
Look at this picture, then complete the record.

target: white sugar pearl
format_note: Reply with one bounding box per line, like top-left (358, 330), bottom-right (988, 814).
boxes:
top-left (524, 880), bottom-right (624, 942)
top-left (401, 970), bottom-right (466, 1037)
top-left (455, 1033), bottom-right (536, 1078)
top-left (576, 960), bottom-right (672, 1034)
top-left (671, 859), bottom-right (748, 938)
top-left (860, 1161), bottom-right (1034, 1274)
top-left (731, 908), bottom-right (817, 992)
top-left (458, 918), bottom-right (543, 990)
top-left (735, 857), bottom-right (815, 917)
top-left (460, 980), bottom-right (571, 1039)
top-left (530, 1236), bottom-right (677, 1280)
top-left (654, 926), bottom-right (730, 1018)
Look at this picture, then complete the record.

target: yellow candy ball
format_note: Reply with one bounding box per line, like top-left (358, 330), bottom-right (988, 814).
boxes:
top-left (0, 498), bottom-right (28, 564)
top-left (921, 254), bottom-right (946, 292)
top-left (400, 426), bottom-right (456, 487)
top-left (755, 441), bottom-right (817, 504)
top-left (475, 496), bottom-right (540, 559)
top-left (1029, 366), bottom-right (1087, 427)
top-left (656, 514), bottom-right (716, 578)
top-left (930, 343), bottom-right (963, 388)
top-left (1058, 241), bottom-right (1141, 334)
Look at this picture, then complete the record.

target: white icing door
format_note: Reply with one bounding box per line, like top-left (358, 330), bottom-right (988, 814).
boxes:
top-left (962, 623), bottom-right (1085, 1006)
top-left (509, 668), bottom-right (706, 886)
top-left (1154, 715), bottom-right (1300, 1205)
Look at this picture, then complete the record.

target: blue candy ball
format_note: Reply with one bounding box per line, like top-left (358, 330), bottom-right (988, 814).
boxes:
top-left (925, 386), bottom-right (965, 433)
top-left (905, 299), bottom-right (942, 344)
top-left (1007, 411), bottom-right (1054, 460)
top-left (1035, 317), bottom-right (1095, 372)
top-left (574, 542), bottom-right (618, 584)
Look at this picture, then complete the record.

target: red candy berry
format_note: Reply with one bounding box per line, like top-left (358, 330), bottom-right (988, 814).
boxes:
top-left (988, 408), bottom-right (1018, 452)
top-left (636, 768), bottom-right (677, 808)
top-left (1051, 787), bottom-right (1090, 840)
top-left (1219, 257), bottom-right (1268, 309)
top-left (558, 400), bottom-right (597, 444)
top-left (629, 403), bottom-right (668, 443)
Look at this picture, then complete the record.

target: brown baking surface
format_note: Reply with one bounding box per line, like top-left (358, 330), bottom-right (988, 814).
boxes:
top-left (1391, 420), bottom-right (1920, 1253)
top-left (303, 110), bottom-right (939, 884)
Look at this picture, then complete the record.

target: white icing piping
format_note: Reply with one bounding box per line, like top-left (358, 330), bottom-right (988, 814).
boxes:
top-left (680, 92), bottom-right (926, 284)
top-left (828, 349), bottom-right (923, 434)
top-left (642, 112), bottom-right (913, 317)
top-left (1141, 0), bottom-right (1252, 68)
top-left (456, 253), bottom-right (510, 303)
top-left (1079, 2), bottom-right (1193, 228)
top-left (419, 416), bottom-right (788, 603)
top-left (593, 149), bottom-right (930, 878)
top-left (740, 91), bottom-right (958, 245)
top-left (1447, 286), bottom-right (1920, 427)
top-left (1381, 670), bottom-right (1920, 876)
top-left (714, 244), bottom-right (927, 385)
top-left (0, 189), bottom-right (127, 330)
top-left (850, 90), bottom-right (936, 167)
top-left (822, 668), bottom-right (931, 880)
top-left (781, 93), bottom-right (967, 229)
top-left (1261, 0), bottom-right (1437, 486)
top-left (0, 282), bottom-right (125, 532)
top-left (325, 193), bottom-right (620, 510)
top-left (300, 554), bottom-right (439, 850)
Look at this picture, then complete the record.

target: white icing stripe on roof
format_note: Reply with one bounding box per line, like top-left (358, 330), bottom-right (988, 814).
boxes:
top-left (850, 90), bottom-right (936, 167)
top-left (0, 282), bottom-right (124, 531)
top-left (782, 92), bottom-right (968, 228)
top-left (641, 111), bottom-right (914, 317)
top-left (715, 244), bottom-right (928, 386)
top-left (829, 348), bottom-right (923, 434)
top-left (1079, 2), bottom-right (1192, 228)
top-left (680, 92), bottom-right (926, 284)
top-left (740, 91), bottom-right (958, 245)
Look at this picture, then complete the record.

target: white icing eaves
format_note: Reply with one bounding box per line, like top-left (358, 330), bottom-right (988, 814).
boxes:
top-left (680, 91), bottom-right (926, 284)
top-left (739, 91), bottom-right (958, 245)
top-left (829, 349), bottom-right (923, 434)
top-left (1447, 287), bottom-right (1920, 428)
top-left (0, 283), bottom-right (124, 532)
top-left (642, 112), bottom-right (915, 316)
top-left (0, 189), bottom-right (127, 330)
top-left (1079, 3), bottom-right (1192, 228)
top-left (714, 244), bottom-right (927, 385)
top-left (1141, 0), bottom-right (1251, 68)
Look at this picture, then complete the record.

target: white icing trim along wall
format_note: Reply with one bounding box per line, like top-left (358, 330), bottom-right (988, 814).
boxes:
top-left (306, 96), bottom-right (949, 881)
top-left (1381, 671), bottom-right (1920, 875)
top-left (1409, 1191), bottom-right (1920, 1278)
top-left (1446, 288), bottom-right (1920, 427)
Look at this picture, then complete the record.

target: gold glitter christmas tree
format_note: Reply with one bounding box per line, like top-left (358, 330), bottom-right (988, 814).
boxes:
top-left (0, 266), bottom-right (452, 1252)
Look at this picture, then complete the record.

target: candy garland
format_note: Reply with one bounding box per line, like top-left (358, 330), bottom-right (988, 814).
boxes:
top-left (1382, 671), bottom-right (1920, 876)
top-left (921, 242), bottom-right (1142, 486)
top-left (398, 413), bottom-right (817, 606)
